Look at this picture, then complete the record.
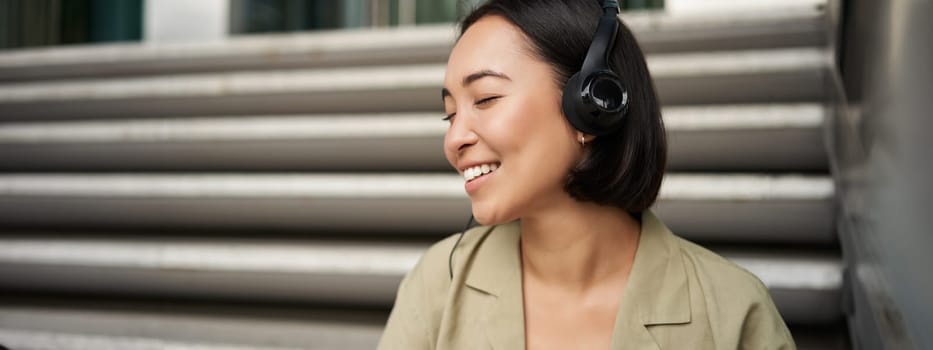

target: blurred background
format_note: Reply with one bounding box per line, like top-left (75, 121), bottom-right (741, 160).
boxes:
top-left (0, 0), bottom-right (930, 349)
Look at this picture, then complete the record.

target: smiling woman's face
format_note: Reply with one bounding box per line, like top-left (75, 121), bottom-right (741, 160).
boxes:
top-left (443, 15), bottom-right (584, 225)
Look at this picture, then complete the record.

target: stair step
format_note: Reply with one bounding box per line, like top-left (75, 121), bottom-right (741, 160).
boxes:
top-left (666, 104), bottom-right (826, 170)
top-left (0, 48), bottom-right (830, 121)
top-left (0, 174), bottom-right (834, 242)
top-left (0, 302), bottom-right (385, 350)
top-left (0, 6), bottom-right (826, 82)
top-left (0, 104), bottom-right (826, 172)
top-left (0, 237), bottom-right (840, 324)
top-left (0, 300), bottom-right (846, 350)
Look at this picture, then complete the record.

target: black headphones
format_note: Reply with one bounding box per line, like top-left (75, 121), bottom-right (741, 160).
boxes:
top-left (449, 0), bottom-right (628, 279)
top-left (562, 0), bottom-right (629, 137)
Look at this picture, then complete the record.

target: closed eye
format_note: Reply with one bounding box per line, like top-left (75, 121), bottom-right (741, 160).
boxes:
top-left (443, 96), bottom-right (502, 122)
top-left (475, 96), bottom-right (502, 106)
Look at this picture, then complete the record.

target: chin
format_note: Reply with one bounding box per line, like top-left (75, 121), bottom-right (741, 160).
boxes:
top-left (470, 202), bottom-right (517, 227)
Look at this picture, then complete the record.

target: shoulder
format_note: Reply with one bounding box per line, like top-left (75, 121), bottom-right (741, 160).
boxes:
top-left (394, 224), bottom-right (497, 315)
top-left (379, 225), bottom-right (496, 350)
top-left (672, 236), bottom-right (796, 348)
top-left (674, 237), bottom-right (770, 299)
top-left (407, 224), bottom-right (497, 289)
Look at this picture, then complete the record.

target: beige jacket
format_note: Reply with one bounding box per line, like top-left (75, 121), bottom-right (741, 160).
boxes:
top-left (379, 210), bottom-right (796, 349)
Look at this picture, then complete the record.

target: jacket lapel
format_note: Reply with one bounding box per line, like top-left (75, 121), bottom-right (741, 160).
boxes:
top-left (610, 210), bottom-right (692, 349)
top-left (464, 220), bottom-right (525, 350)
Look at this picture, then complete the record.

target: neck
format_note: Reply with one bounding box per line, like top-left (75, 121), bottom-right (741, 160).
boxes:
top-left (519, 193), bottom-right (641, 292)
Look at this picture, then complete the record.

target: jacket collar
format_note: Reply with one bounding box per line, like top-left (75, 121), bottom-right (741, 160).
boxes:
top-left (463, 220), bottom-right (526, 349)
top-left (463, 219), bottom-right (522, 296)
top-left (618, 210), bottom-right (692, 326)
top-left (463, 210), bottom-right (690, 349)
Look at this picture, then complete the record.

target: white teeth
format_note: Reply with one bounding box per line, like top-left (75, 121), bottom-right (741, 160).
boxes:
top-left (462, 163), bottom-right (500, 182)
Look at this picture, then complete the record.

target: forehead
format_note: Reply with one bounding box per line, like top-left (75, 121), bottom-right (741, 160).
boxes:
top-left (445, 16), bottom-right (534, 85)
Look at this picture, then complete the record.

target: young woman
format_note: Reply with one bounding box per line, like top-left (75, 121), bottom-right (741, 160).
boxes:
top-left (380, 1), bottom-right (795, 349)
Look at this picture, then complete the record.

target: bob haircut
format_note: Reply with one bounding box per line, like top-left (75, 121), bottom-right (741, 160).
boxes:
top-left (459, 0), bottom-right (667, 214)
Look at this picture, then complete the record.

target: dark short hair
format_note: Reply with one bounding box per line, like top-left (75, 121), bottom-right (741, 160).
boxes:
top-left (459, 0), bottom-right (667, 214)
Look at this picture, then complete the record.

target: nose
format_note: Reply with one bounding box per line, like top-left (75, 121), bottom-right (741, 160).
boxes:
top-left (444, 113), bottom-right (479, 158)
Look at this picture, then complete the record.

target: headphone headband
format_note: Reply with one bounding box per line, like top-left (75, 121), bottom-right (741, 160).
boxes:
top-left (580, 5), bottom-right (620, 75)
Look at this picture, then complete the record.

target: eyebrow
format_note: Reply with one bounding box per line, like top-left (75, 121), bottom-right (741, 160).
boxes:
top-left (441, 69), bottom-right (512, 99)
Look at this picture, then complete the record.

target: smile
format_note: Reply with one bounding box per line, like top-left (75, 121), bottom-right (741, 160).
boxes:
top-left (463, 162), bottom-right (500, 182)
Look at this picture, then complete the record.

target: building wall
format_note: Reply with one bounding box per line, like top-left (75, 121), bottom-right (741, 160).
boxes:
top-left (1, 0), bottom-right (667, 49)
top-left (835, 1), bottom-right (933, 348)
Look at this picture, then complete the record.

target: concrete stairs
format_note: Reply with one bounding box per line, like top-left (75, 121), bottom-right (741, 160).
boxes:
top-left (0, 5), bottom-right (848, 349)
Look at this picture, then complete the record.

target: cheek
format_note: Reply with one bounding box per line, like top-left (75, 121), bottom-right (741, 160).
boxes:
top-left (488, 94), bottom-right (580, 199)
top-left (508, 97), bottom-right (579, 175)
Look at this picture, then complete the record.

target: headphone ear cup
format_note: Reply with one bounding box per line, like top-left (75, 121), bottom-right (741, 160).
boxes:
top-left (561, 1), bottom-right (629, 137)
top-left (588, 72), bottom-right (628, 114)
top-left (562, 71), bottom-right (629, 136)
top-left (584, 71), bottom-right (629, 132)
top-left (562, 72), bottom-right (600, 136)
